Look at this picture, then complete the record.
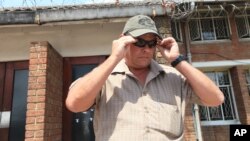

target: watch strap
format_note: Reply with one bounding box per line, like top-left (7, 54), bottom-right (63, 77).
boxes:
top-left (171, 55), bottom-right (186, 67)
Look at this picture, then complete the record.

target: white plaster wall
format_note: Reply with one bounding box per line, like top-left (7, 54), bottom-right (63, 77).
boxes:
top-left (0, 21), bottom-right (125, 62)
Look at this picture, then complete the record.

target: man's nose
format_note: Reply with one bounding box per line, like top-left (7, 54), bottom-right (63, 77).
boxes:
top-left (143, 45), bottom-right (153, 52)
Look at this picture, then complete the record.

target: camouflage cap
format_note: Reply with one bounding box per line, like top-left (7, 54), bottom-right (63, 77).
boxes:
top-left (122, 15), bottom-right (162, 39)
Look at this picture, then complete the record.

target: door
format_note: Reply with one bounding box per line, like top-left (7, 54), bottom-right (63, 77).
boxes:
top-left (63, 56), bottom-right (106, 141)
top-left (0, 61), bottom-right (28, 141)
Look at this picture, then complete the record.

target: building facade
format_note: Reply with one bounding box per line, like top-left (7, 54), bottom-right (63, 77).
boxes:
top-left (0, 0), bottom-right (249, 141)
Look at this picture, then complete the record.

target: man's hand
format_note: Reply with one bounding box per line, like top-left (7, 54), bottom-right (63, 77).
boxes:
top-left (111, 35), bottom-right (136, 61)
top-left (157, 37), bottom-right (180, 63)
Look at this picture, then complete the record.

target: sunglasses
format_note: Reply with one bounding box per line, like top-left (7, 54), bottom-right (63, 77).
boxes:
top-left (133, 38), bottom-right (158, 48)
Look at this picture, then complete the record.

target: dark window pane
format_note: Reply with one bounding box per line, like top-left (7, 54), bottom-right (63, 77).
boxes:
top-left (72, 64), bottom-right (97, 79)
top-left (201, 71), bottom-right (237, 123)
top-left (201, 19), bottom-right (215, 40)
top-left (215, 18), bottom-right (230, 39)
top-left (220, 87), bottom-right (234, 120)
top-left (217, 72), bottom-right (230, 85)
top-left (199, 106), bottom-right (208, 121)
top-left (209, 106), bottom-right (222, 120)
top-left (235, 17), bottom-right (249, 38)
top-left (9, 70), bottom-right (28, 141)
top-left (171, 21), bottom-right (182, 42)
top-left (189, 20), bottom-right (201, 41)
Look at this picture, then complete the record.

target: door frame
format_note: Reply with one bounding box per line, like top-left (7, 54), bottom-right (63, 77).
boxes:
top-left (0, 61), bottom-right (28, 141)
top-left (62, 56), bottom-right (106, 141)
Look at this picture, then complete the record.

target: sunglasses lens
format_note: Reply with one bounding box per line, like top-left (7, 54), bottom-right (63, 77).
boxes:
top-left (148, 40), bottom-right (157, 48)
top-left (133, 38), bottom-right (157, 48)
top-left (134, 39), bottom-right (146, 48)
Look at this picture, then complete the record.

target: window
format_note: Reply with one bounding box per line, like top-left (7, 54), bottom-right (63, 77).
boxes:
top-left (189, 10), bottom-right (230, 41)
top-left (199, 71), bottom-right (239, 126)
top-left (246, 70), bottom-right (250, 95)
top-left (171, 20), bottom-right (182, 42)
top-left (235, 10), bottom-right (250, 39)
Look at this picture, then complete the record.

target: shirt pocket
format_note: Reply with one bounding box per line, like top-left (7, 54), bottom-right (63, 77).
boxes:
top-left (158, 103), bottom-right (183, 138)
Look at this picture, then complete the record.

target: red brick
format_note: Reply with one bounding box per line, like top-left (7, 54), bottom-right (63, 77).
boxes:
top-left (26, 109), bottom-right (45, 117)
top-left (37, 76), bottom-right (46, 83)
top-left (34, 130), bottom-right (44, 137)
top-left (26, 117), bottom-right (36, 124)
top-left (25, 131), bottom-right (34, 138)
top-left (26, 41), bottom-right (63, 141)
top-left (26, 123), bottom-right (45, 130)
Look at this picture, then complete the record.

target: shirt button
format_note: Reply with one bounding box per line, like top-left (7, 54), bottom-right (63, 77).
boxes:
top-left (145, 127), bottom-right (150, 133)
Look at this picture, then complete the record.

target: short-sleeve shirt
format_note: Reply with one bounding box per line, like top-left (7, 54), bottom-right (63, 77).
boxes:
top-left (93, 59), bottom-right (197, 141)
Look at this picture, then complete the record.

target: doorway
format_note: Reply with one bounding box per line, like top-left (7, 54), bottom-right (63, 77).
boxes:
top-left (63, 56), bottom-right (106, 141)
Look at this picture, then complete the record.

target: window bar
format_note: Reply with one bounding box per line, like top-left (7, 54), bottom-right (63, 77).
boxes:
top-left (225, 17), bottom-right (230, 39)
top-left (175, 22), bottom-right (179, 40)
top-left (226, 86), bottom-right (235, 119)
top-left (228, 71), bottom-right (240, 121)
top-left (206, 106), bottom-right (211, 121)
top-left (216, 71), bottom-right (225, 121)
top-left (216, 72), bottom-right (224, 121)
top-left (246, 15), bottom-right (250, 37)
top-left (198, 19), bottom-right (203, 41)
top-left (212, 17), bottom-right (217, 40)
top-left (206, 72), bottom-right (218, 121)
top-left (226, 14), bottom-right (232, 39)
top-left (219, 97), bottom-right (225, 120)
top-left (238, 16), bottom-right (249, 38)
top-left (177, 22), bottom-right (183, 41)
top-left (174, 21), bottom-right (181, 42)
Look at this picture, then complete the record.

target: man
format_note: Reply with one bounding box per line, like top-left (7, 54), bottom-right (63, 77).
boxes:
top-left (66, 15), bottom-right (224, 141)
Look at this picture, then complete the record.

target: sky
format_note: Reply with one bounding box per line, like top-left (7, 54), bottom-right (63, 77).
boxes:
top-left (0, 0), bottom-right (145, 8)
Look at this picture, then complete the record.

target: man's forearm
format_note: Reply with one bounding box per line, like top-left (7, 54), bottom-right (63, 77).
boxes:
top-left (175, 61), bottom-right (225, 106)
top-left (66, 55), bottom-right (121, 112)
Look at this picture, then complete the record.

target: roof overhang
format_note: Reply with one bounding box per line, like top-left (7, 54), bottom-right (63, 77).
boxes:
top-left (0, 0), bottom-right (248, 25)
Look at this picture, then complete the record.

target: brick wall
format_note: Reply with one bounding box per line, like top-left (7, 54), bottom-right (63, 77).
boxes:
top-left (202, 126), bottom-right (230, 141)
top-left (184, 103), bottom-right (197, 141)
top-left (201, 66), bottom-right (250, 141)
top-left (195, 15), bottom-right (250, 141)
top-left (190, 15), bottom-right (250, 62)
top-left (26, 41), bottom-right (63, 141)
top-left (230, 66), bottom-right (250, 124)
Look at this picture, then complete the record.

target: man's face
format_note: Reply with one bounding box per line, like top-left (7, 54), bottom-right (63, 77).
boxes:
top-left (125, 33), bottom-right (157, 69)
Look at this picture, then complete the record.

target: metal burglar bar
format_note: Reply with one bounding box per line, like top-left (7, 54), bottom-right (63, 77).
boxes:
top-left (188, 10), bottom-right (230, 41)
top-left (235, 10), bottom-right (250, 39)
top-left (199, 71), bottom-right (239, 126)
top-left (171, 20), bottom-right (182, 42)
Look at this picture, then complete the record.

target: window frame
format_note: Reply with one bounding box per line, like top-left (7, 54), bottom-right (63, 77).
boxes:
top-left (188, 10), bottom-right (231, 42)
top-left (235, 10), bottom-right (250, 39)
top-left (199, 70), bottom-right (240, 126)
top-left (171, 20), bottom-right (182, 42)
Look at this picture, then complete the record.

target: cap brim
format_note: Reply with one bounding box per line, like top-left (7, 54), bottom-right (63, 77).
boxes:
top-left (129, 29), bottom-right (162, 39)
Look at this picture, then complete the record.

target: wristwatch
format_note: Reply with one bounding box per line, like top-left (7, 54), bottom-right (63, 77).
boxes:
top-left (171, 55), bottom-right (186, 67)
